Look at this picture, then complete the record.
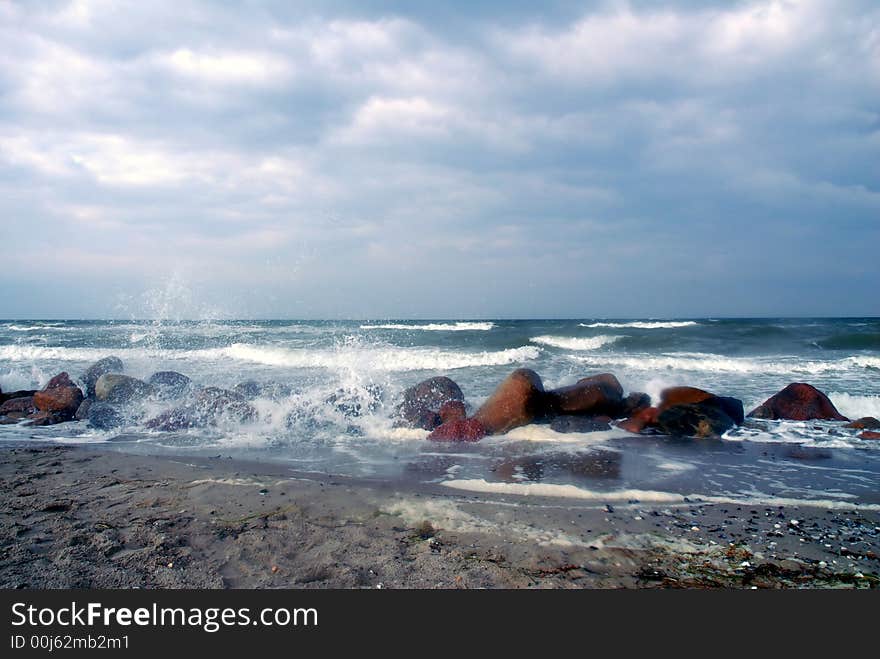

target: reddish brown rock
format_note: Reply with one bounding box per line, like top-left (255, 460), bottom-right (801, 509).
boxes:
top-left (0, 396), bottom-right (36, 415)
top-left (545, 373), bottom-right (624, 417)
top-left (32, 373), bottom-right (83, 420)
top-left (474, 368), bottom-right (546, 435)
top-left (858, 431), bottom-right (880, 440)
top-left (748, 383), bottom-right (848, 421)
top-left (617, 406), bottom-right (659, 434)
top-left (396, 376), bottom-right (464, 430)
top-left (845, 417), bottom-right (880, 430)
top-left (621, 392), bottom-right (651, 418)
top-left (658, 387), bottom-right (744, 425)
top-left (438, 400), bottom-right (467, 424)
top-left (428, 418), bottom-right (486, 442)
top-left (0, 389), bottom-right (38, 405)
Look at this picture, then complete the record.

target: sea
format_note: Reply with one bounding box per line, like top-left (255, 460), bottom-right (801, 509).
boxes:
top-left (1, 318), bottom-right (879, 508)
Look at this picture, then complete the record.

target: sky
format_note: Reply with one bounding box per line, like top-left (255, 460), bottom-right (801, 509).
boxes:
top-left (0, 0), bottom-right (878, 319)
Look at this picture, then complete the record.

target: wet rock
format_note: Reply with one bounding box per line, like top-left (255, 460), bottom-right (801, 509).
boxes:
top-left (658, 387), bottom-right (744, 425)
top-left (438, 400), bottom-right (467, 424)
top-left (845, 417), bottom-right (880, 430)
top-left (74, 399), bottom-right (93, 421)
top-left (474, 368), bottom-right (546, 435)
top-left (748, 383), bottom-right (848, 421)
top-left (233, 380), bottom-right (294, 400)
top-left (94, 374), bottom-right (155, 405)
top-left (193, 387), bottom-right (257, 423)
top-left (657, 404), bottom-right (736, 438)
top-left (25, 411), bottom-right (70, 427)
top-left (326, 385), bottom-right (382, 418)
top-left (33, 373), bottom-right (83, 421)
top-left (396, 376), bottom-right (464, 430)
top-left (545, 373), bottom-right (624, 417)
top-left (87, 402), bottom-right (125, 430)
top-left (0, 396), bottom-right (36, 416)
top-left (428, 418), bottom-right (487, 442)
top-left (550, 415), bottom-right (612, 433)
top-left (147, 371), bottom-right (192, 399)
top-left (145, 407), bottom-right (203, 431)
top-left (0, 389), bottom-right (37, 405)
top-left (858, 431), bottom-right (880, 440)
top-left (621, 392), bottom-right (651, 418)
top-left (82, 356), bottom-right (124, 398)
top-left (617, 406), bottom-right (659, 434)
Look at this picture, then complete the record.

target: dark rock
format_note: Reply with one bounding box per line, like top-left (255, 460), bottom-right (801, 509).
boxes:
top-left (193, 387), bottom-right (257, 423)
top-left (74, 399), bottom-right (93, 421)
top-left (859, 431), bottom-right (880, 440)
top-left (396, 376), bottom-right (464, 429)
top-left (147, 371), bottom-right (192, 399)
top-left (0, 396), bottom-right (36, 416)
top-left (233, 380), bottom-right (294, 400)
top-left (428, 418), bottom-right (487, 442)
top-left (550, 415), bottom-right (612, 433)
top-left (82, 356), bottom-right (124, 398)
top-left (0, 389), bottom-right (38, 405)
top-left (621, 392), bottom-right (651, 418)
top-left (748, 383), bottom-right (848, 421)
top-left (94, 374), bottom-right (155, 404)
top-left (87, 402), bottom-right (125, 430)
top-left (545, 373), bottom-right (624, 417)
top-left (326, 385), bottom-right (382, 418)
top-left (474, 368), bottom-right (545, 435)
top-left (438, 400), bottom-right (467, 424)
top-left (657, 387), bottom-right (744, 426)
top-left (657, 404), bottom-right (736, 438)
top-left (845, 417), bottom-right (880, 430)
top-left (617, 406), bottom-right (659, 434)
top-left (145, 407), bottom-right (203, 431)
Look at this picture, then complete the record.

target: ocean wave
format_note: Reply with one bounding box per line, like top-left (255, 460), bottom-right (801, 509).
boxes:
top-left (209, 343), bottom-right (540, 372)
top-left (816, 332), bottom-right (880, 350)
top-left (570, 351), bottom-right (880, 375)
top-left (530, 335), bottom-right (622, 351)
top-left (828, 392), bottom-right (880, 420)
top-left (579, 321), bottom-right (698, 329)
top-left (360, 322), bottom-right (495, 331)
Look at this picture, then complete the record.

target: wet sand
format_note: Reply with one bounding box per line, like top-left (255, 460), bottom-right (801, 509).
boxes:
top-left (1, 445), bottom-right (878, 589)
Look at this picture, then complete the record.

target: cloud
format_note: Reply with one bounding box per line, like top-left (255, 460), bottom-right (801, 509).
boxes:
top-left (0, 0), bottom-right (878, 318)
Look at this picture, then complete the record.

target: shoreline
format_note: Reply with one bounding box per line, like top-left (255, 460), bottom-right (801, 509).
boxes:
top-left (1, 445), bottom-right (877, 589)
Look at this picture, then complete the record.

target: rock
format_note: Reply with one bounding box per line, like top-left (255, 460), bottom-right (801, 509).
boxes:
top-left (656, 404), bottom-right (736, 438)
top-left (621, 392), bottom-right (651, 418)
top-left (545, 373), bottom-right (624, 417)
top-left (94, 374), bottom-right (155, 404)
top-left (845, 417), bottom-right (880, 430)
top-left (87, 402), bottom-right (124, 430)
top-left (0, 389), bottom-right (38, 405)
top-left (25, 411), bottom-right (66, 427)
top-left (0, 396), bottom-right (36, 416)
top-left (439, 400), bottom-right (467, 424)
top-left (858, 431), bottom-right (880, 440)
top-left (550, 415), bottom-right (612, 433)
top-left (146, 388), bottom-right (258, 429)
top-left (145, 407), bottom-right (202, 431)
top-left (396, 376), bottom-right (464, 429)
top-left (147, 371), bottom-right (193, 399)
top-left (74, 399), bottom-right (93, 421)
top-left (617, 406), bottom-right (659, 434)
top-left (326, 385), bottom-right (382, 418)
top-left (658, 387), bottom-right (744, 425)
top-left (428, 418), bottom-right (487, 442)
top-left (33, 373), bottom-right (83, 420)
top-left (233, 380), bottom-right (294, 400)
top-left (474, 368), bottom-right (546, 435)
top-left (82, 356), bottom-right (124, 398)
top-left (748, 383), bottom-right (848, 421)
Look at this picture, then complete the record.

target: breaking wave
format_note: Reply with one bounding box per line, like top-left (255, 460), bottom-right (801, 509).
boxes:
top-left (579, 321), bottom-right (698, 329)
top-left (530, 335), bottom-right (622, 351)
top-left (360, 322), bottom-right (495, 331)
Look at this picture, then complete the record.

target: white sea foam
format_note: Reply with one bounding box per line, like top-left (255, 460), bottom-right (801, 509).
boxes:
top-left (579, 321), bottom-right (698, 329)
top-left (828, 392), bottom-right (880, 421)
top-left (530, 335), bottom-right (622, 351)
top-left (440, 479), bottom-right (880, 510)
top-left (360, 322), bottom-right (495, 331)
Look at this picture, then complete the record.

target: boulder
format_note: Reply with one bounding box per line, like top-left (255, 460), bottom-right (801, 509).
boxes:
top-left (748, 383), bottom-right (848, 421)
top-left (82, 356), bottom-right (124, 398)
top-left (438, 400), bottom-right (467, 424)
top-left (845, 417), bottom-right (880, 430)
top-left (148, 371), bottom-right (193, 399)
top-left (396, 376), bottom-right (464, 429)
top-left (193, 387), bottom-right (257, 423)
top-left (657, 404), bottom-right (736, 438)
top-left (858, 431), bottom-right (880, 440)
top-left (87, 402), bottom-right (125, 430)
top-left (0, 389), bottom-right (37, 405)
top-left (474, 369), bottom-right (546, 435)
top-left (326, 385), bottom-right (382, 418)
top-left (550, 415), bottom-right (612, 433)
top-left (33, 373), bottom-right (83, 420)
top-left (621, 392), bottom-right (651, 418)
top-left (545, 373), bottom-right (624, 417)
top-left (145, 407), bottom-right (203, 431)
top-left (617, 406), bottom-right (659, 434)
top-left (74, 399), bottom-right (93, 421)
top-left (233, 380), bottom-right (294, 400)
top-left (94, 374), bottom-right (155, 405)
top-left (658, 387), bottom-right (744, 425)
top-left (428, 418), bottom-right (487, 442)
top-left (0, 396), bottom-right (36, 416)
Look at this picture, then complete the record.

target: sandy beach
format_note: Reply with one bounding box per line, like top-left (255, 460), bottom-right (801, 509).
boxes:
top-left (1, 444), bottom-right (877, 589)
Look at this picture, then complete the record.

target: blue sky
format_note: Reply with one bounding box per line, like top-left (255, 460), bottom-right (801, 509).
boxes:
top-left (0, 0), bottom-right (878, 319)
